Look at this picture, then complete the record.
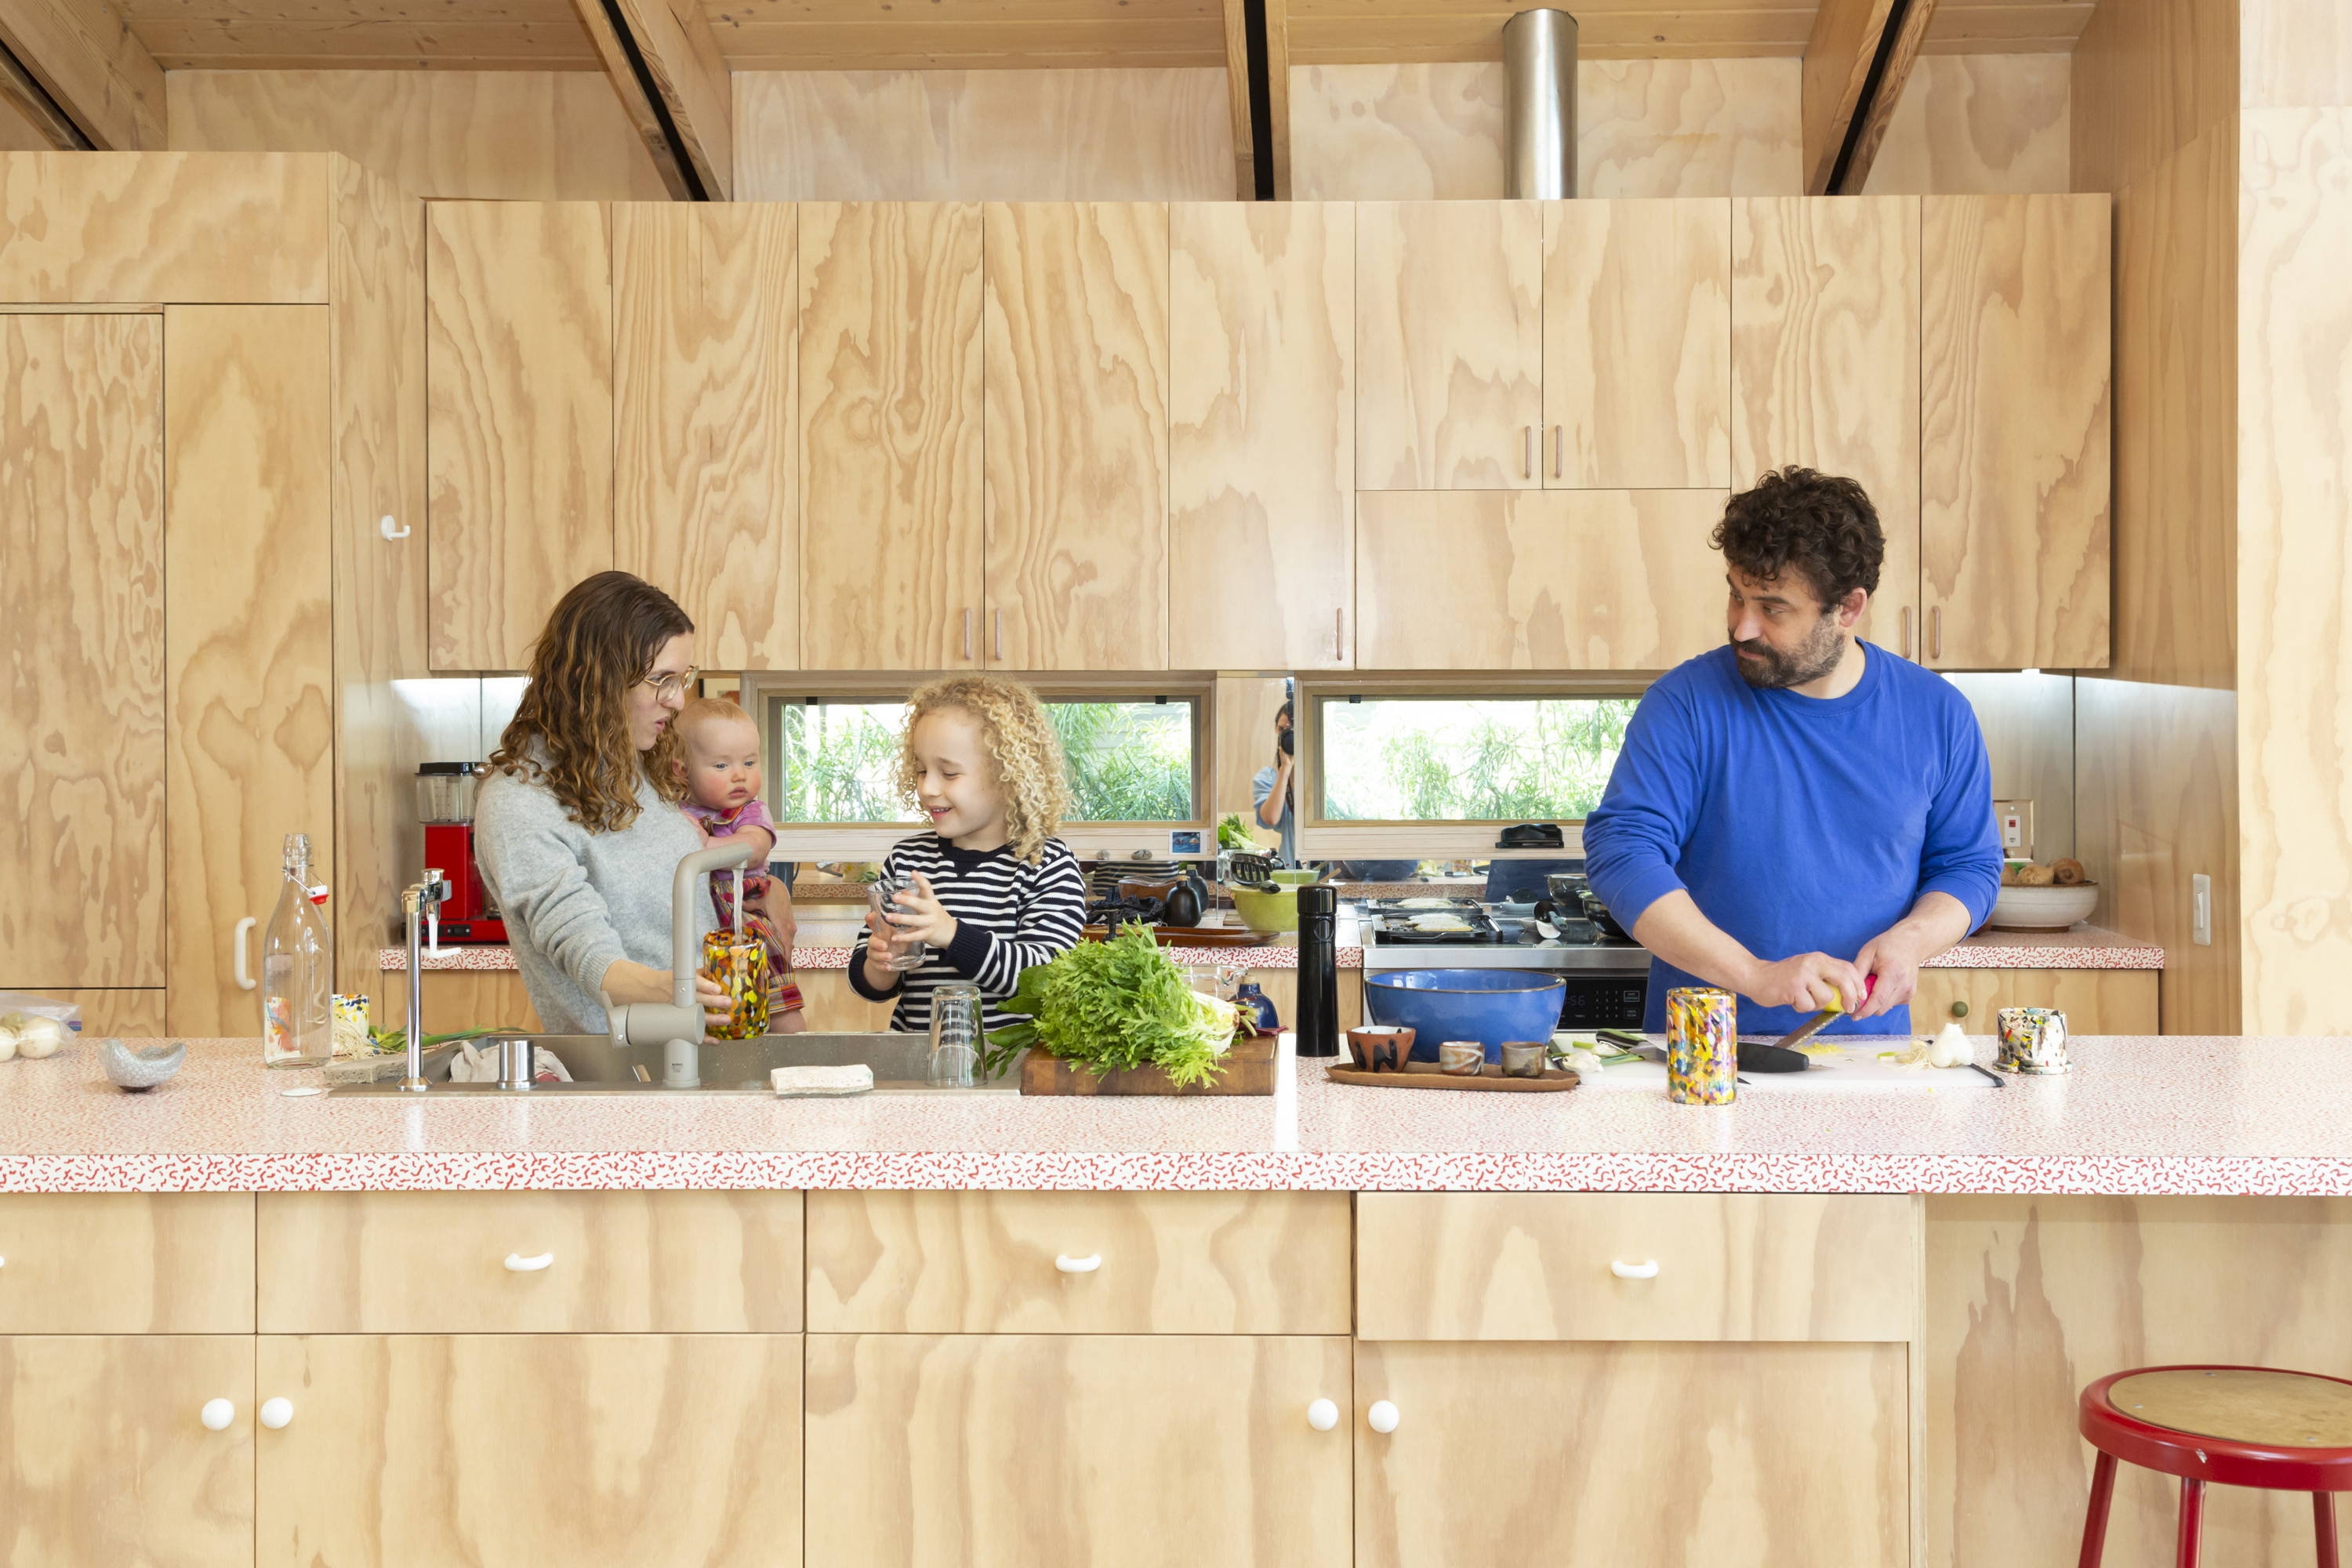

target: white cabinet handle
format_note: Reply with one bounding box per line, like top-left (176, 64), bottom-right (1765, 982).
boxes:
top-left (201, 1398), bottom-right (236, 1432)
top-left (259, 1398), bottom-right (293, 1430)
top-left (234, 916), bottom-right (258, 990)
top-left (1367, 1399), bottom-right (1400, 1435)
top-left (1054, 1253), bottom-right (1102, 1275)
top-left (503, 1251), bottom-right (555, 1272)
top-left (1307, 1398), bottom-right (1339, 1432)
top-left (1610, 1258), bottom-right (1661, 1280)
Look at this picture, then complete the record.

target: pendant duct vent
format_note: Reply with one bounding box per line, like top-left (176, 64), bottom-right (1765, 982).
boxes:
top-left (1503, 9), bottom-right (1578, 199)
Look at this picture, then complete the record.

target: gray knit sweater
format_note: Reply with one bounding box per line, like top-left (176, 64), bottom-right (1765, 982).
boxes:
top-left (474, 758), bottom-right (714, 1034)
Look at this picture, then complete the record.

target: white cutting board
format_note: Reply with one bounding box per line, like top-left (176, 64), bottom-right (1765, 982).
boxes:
top-left (1578, 1041), bottom-right (1998, 1092)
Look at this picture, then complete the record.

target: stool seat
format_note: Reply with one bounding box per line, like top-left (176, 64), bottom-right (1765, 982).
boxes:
top-left (2107, 1369), bottom-right (2352, 1450)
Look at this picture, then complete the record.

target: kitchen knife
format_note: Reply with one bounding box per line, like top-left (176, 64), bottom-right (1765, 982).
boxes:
top-left (1766, 975), bottom-right (1877, 1054)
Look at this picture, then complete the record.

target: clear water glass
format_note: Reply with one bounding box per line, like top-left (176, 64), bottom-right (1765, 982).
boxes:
top-left (928, 982), bottom-right (982, 1089)
top-left (869, 873), bottom-right (930, 972)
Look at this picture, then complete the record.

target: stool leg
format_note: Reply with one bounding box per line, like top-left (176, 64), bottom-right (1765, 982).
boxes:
top-left (2077, 1451), bottom-right (2119, 1568)
top-left (2318, 1492), bottom-right (2339, 1568)
top-left (2177, 1478), bottom-right (2205, 1568)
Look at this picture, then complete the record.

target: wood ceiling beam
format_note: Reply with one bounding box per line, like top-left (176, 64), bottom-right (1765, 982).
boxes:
top-left (569, 0), bottom-right (735, 201)
top-left (0, 0), bottom-right (166, 151)
top-left (1801, 0), bottom-right (1940, 194)
top-left (1220, 0), bottom-right (1291, 200)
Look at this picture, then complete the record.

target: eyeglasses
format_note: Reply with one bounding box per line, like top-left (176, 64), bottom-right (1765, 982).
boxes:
top-left (639, 666), bottom-right (701, 702)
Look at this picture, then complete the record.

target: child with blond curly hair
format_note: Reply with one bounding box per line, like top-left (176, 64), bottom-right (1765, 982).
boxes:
top-left (850, 675), bottom-right (1087, 1033)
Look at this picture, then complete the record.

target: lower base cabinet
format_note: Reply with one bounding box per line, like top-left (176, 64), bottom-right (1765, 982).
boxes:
top-left (804, 1334), bottom-right (1353, 1567)
top-left (254, 1334), bottom-right (802, 1568)
top-left (0, 1335), bottom-right (256, 1567)
top-left (1353, 1340), bottom-right (1911, 1567)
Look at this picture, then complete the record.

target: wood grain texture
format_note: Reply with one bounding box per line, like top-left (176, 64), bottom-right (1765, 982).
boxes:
top-left (0, 88), bottom-right (52, 149)
top-left (982, 201), bottom-right (1171, 670)
top-left (1357, 1192), bottom-right (1919, 1342)
top-left (1834, 0), bottom-right (1942, 194)
top-left (613, 203), bottom-right (797, 670)
top-left (45, 987), bottom-right (166, 1034)
top-left (791, 966), bottom-right (902, 1031)
top-left (1356, 1338), bottom-right (1911, 1568)
top-left (1908, 967), bottom-right (2158, 1034)
top-left (164, 306), bottom-right (334, 1038)
top-left (256, 1334), bottom-right (802, 1568)
top-left (808, 1190), bottom-right (1350, 1334)
top-left (797, 201), bottom-right (984, 670)
top-left (1284, 3), bottom-right (1831, 64)
top-left (1864, 52), bottom-right (2071, 195)
top-left (1355, 489), bottom-right (1730, 670)
top-left (168, 69), bottom-right (670, 198)
top-left (2241, 0), bottom-right (2352, 112)
top-left (0, 1193), bottom-right (254, 1334)
top-left (1543, 198), bottom-right (1731, 489)
top-left (804, 1334), bottom-right (1352, 1568)
top-left (0, 0), bottom-right (167, 151)
top-left (1926, 1196), bottom-right (2352, 1568)
top-left (0, 150), bottom-right (327, 303)
top-left (1922, 0), bottom-right (2094, 54)
top-left (426, 201), bottom-right (613, 672)
top-left (1170, 201), bottom-right (1353, 669)
top-left (372, 966), bottom-right (545, 1034)
top-left (734, 69), bottom-right (1234, 201)
top-left (1731, 194), bottom-right (1921, 654)
top-left (570, 0), bottom-right (735, 199)
top-left (1355, 199), bottom-right (1542, 491)
top-left (2068, 0), bottom-right (2234, 197)
top-left (1802, 0), bottom-right (1900, 194)
top-left (257, 1191), bottom-right (804, 1334)
top-left (1920, 193), bottom-right (2109, 670)
top-left (0, 1335), bottom-right (254, 1568)
top-left (0, 314), bottom-right (164, 991)
top-left (705, 0), bottom-right (1226, 70)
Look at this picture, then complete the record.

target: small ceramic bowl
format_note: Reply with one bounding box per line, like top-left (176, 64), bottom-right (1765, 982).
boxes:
top-left (1499, 1040), bottom-right (1548, 1079)
top-left (1437, 1040), bottom-right (1486, 1076)
top-left (100, 1037), bottom-right (185, 1092)
top-left (1347, 1025), bottom-right (1414, 1073)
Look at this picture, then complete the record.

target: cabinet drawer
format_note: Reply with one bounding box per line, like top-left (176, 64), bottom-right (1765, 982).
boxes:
top-left (0, 1193), bottom-right (254, 1334)
top-left (1357, 1192), bottom-right (1918, 1342)
top-left (807, 1190), bottom-right (1352, 1334)
top-left (257, 1191), bottom-right (803, 1333)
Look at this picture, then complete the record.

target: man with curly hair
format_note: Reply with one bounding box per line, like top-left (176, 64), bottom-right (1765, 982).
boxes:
top-left (1582, 468), bottom-right (2002, 1041)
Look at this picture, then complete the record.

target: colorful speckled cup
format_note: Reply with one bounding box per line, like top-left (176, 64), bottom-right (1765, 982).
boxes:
top-left (1997, 1007), bottom-right (2070, 1074)
top-left (1665, 986), bottom-right (1738, 1105)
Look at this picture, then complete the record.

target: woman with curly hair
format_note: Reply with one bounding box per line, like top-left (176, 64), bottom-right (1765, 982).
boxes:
top-left (850, 675), bottom-right (1087, 1033)
top-left (474, 572), bottom-right (772, 1033)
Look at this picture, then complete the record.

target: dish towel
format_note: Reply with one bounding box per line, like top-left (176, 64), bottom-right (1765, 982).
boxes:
top-left (447, 1042), bottom-right (575, 1083)
top-left (771, 1064), bottom-right (874, 1097)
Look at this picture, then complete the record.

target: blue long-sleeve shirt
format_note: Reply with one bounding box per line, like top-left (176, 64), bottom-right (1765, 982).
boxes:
top-left (1582, 644), bottom-right (2003, 1037)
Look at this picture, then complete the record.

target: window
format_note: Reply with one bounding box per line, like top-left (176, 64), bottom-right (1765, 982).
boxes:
top-left (766, 694), bottom-right (1199, 825)
top-left (1316, 695), bottom-right (1638, 822)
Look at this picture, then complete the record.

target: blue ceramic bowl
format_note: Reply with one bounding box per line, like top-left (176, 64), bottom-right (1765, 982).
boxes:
top-left (1363, 970), bottom-right (1569, 1062)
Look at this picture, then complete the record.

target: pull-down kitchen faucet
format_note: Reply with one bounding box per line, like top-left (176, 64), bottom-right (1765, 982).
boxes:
top-left (398, 869), bottom-right (453, 1093)
top-left (601, 836), bottom-right (760, 1087)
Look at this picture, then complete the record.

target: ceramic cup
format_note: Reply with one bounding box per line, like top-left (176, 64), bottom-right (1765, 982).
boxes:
top-left (1499, 1040), bottom-right (1548, 1079)
top-left (1996, 1006), bottom-right (2071, 1074)
top-left (1438, 1040), bottom-right (1486, 1076)
top-left (1347, 1025), bottom-right (1414, 1073)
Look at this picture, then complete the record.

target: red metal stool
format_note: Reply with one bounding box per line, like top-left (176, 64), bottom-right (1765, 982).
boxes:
top-left (2078, 1365), bottom-right (2352, 1567)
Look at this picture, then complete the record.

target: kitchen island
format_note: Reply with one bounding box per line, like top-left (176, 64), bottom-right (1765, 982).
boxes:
top-left (2, 1035), bottom-right (2342, 1568)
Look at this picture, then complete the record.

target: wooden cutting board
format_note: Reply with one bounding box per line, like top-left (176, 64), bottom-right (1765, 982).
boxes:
top-left (1019, 1036), bottom-right (1276, 1096)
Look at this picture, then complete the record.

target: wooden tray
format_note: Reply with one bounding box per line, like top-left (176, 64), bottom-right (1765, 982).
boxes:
top-left (1020, 1036), bottom-right (1276, 1096)
top-left (1324, 1060), bottom-right (1578, 1093)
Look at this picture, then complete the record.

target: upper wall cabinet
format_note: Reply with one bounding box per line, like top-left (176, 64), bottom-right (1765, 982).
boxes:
top-left (982, 202), bottom-right (1171, 671)
top-left (426, 202), bottom-right (614, 673)
top-left (800, 201), bottom-right (984, 672)
top-left (1921, 194), bottom-right (2111, 670)
top-left (1170, 202), bottom-right (1356, 670)
top-left (613, 204), bottom-right (799, 671)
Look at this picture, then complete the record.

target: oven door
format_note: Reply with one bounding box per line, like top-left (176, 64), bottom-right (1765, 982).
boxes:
top-left (1554, 971), bottom-right (1650, 1031)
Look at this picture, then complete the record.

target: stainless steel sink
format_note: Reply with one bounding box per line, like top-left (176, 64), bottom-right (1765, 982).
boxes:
top-left (329, 1031), bottom-right (1021, 1095)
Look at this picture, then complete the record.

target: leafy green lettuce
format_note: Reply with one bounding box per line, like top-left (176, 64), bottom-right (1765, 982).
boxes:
top-left (982, 924), bottom-right (1243, 1088)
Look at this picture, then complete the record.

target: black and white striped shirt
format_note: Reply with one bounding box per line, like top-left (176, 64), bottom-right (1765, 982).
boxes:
top-left (848, 835), bottom-right (1087, 1033)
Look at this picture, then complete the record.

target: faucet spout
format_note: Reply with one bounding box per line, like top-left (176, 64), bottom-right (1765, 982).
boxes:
top-left (399, 869), bottom-right (453, 1093)
top-left (604, 837), bottom-right (763, 1067)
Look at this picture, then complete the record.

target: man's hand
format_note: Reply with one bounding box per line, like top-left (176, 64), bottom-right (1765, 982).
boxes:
top-left (884, 873), bottom-right (959, 949)
top-left (1740, 951), bottom-right (1867, 1014)
top-left (1851, 929), bottom-right (1930, 1018)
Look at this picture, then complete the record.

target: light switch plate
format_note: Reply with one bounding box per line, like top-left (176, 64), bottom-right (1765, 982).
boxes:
top-left (2192, 873), bottom-right (2212, 946)
top-left (1994, 799), bottom-right (2034, 859)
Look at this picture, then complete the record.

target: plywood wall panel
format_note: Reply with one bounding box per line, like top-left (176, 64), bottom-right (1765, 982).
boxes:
top-left (0, 151), bottom-right (327, 303)
top-left (1864, 53), bottom-right (2070, 194)
top-left (1944, 670), bottom-right (2075, 860)
top-left (2067, 0), bottom-right (2234, 195)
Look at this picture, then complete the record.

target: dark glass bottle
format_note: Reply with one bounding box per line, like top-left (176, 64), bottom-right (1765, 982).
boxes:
top-left (1294, 885), bottom-right (1339, 1058)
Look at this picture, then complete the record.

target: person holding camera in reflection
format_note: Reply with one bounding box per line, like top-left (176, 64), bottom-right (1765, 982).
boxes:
top-left (1251, 700), bottom-right (1298, 867)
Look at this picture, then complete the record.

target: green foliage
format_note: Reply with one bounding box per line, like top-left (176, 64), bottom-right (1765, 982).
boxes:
top-left (1321, 699), bottom-right (1637, 822)
top-left (981, 925), bottom-right (1240, 1087)
top-left (1217, 813), bottom-right (1256, 848)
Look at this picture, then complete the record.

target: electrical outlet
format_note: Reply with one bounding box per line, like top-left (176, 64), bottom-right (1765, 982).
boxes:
top-left (2191, 873), bottom-right (2212, 946)
top-left (1993, 799), bottom-right (2034, 859)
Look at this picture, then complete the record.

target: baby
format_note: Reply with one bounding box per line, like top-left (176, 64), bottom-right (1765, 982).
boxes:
top-left (674, 697), bottom-right (806, 1032)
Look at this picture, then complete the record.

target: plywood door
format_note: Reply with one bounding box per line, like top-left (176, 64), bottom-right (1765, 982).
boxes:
top-left (1169, 201), bottom-right (1355, 669)
top-left (0, 314), bottom-right (164, 993)
top-left (1921, 194), bottom-right (2111, 670)
top-left (613, 202), bottom-right (798, 670)
top-left (0, 1192), bottom-right (256, 1334)
top-left (165, 306), bottom-right (334, 1036)
top-left (1356, 200), bottom-right (1543, 491)
top-left (256, 1334), bottom-right (802, 1568)
top-left (1732, 196), bottom-right (1921, 656)
top-left (1356, 489), bottom-right (1728, 670)
top-left (804, 1334), bottom-right (1352, 1568)
top-left (1544, 198), bottom-right (1733, 489)
top-left (1909, 967), bottom-right (2158, 1035)
top-left (982, 201), bottom-right (1171, 670)
top-left (798, 201), bottom-right (984, 670)
top-left (0, 1335), bottom-right (255, 1568)
top-left (426, 201), bottom-right (613, 671)
top-left (1356, 1339), bottom-right (1911, 1568)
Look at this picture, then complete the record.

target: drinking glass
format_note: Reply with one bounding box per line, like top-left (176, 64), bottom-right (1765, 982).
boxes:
top-left (928, 982), bottom-right (982, 1088)
top-left (868, 873), bottom-right (930, 972)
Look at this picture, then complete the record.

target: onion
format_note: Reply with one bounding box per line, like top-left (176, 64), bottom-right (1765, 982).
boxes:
top-left (15, 1016), bottom-right (67, 1059)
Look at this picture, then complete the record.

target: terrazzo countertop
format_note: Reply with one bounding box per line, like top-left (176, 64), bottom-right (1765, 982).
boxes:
top-left (0, 1035), bottom-right (2337, 1197)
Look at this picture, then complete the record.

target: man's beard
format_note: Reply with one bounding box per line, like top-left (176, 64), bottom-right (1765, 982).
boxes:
top-left (1732, 613), bottom-right (1845, 690)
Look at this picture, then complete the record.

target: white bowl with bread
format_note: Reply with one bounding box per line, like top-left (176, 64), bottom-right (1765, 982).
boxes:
top-left (1987, 857), bottom-right (2099, 931)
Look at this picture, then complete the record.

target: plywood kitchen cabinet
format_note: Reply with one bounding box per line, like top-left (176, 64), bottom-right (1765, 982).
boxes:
top-left (1921, 194), bottom-right (2111, 670)
top-left (1355, 489), bottom-right (1729, 670)
top-left (803, 1334), bottom-right (1352, 1568)
top-left (256, 1334), bottom-right (803, 1568)
top-left (426, 201), bottom-right (614, 671)
top-left (1170, 201), bottom-right (1356, 669)
top-left (1356, 200), bottom-right (1544, 492)
top-left (613, 203), bottom-right (799, 670)
top-left (982, 201), bottom-right (1171, 670)
top-left (0, 1192), bottom-right (256, 1335)
top-left (1911, 967), bottom-right (2157, 1035)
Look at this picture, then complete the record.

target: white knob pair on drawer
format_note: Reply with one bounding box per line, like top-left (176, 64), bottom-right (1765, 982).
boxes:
top-left (1305, 1399), bottom-right (1397, 1433)
top-left (1053, 1253), bottom-right (1101, 1275)
top-left (1610, 1258), bottom-right (1660, 1280)
top-left (206, 1399), bottom-right (293, 1431)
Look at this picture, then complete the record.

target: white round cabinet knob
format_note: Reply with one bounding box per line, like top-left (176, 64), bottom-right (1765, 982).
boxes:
top-left (1610, 1258), bottom-right (1661, 1280)
top-left (1367, 1400), bottom-right (1400, 1435)
top-left (1307, 1399), bottom-right (1339, 1432)
top-left (503, 1252), bottom-right (555, 1272)
top-left (200, 1399), bottom-right (235, 1432)
top-left (1053, 1253), bottom-right (1102, 1275)
top-left (259, 1398), bottom-right (294, 1431)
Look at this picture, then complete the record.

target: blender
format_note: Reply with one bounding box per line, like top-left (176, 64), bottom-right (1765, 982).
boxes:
top-left (416, 762), bottom-right (504, 943)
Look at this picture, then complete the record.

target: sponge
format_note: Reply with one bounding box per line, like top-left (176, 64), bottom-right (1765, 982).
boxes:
top-left (771, 1064), bottom-right (874, 1097)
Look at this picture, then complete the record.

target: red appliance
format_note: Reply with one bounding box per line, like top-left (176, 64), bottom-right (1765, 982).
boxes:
top-left (417, 762), bottom-right (505, 943)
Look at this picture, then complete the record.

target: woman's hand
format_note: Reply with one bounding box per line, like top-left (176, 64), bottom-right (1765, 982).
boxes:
top-left (883, 873), bottom-right (958, 949)
top-left (694, 969), bottom-right (734, 1027)
top-left (598, 958), bottom-right (735, 1025)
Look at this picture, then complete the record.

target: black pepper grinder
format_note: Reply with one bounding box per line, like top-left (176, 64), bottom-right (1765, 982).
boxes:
top-left (1294, 884), bottom-right (1340, 1058)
